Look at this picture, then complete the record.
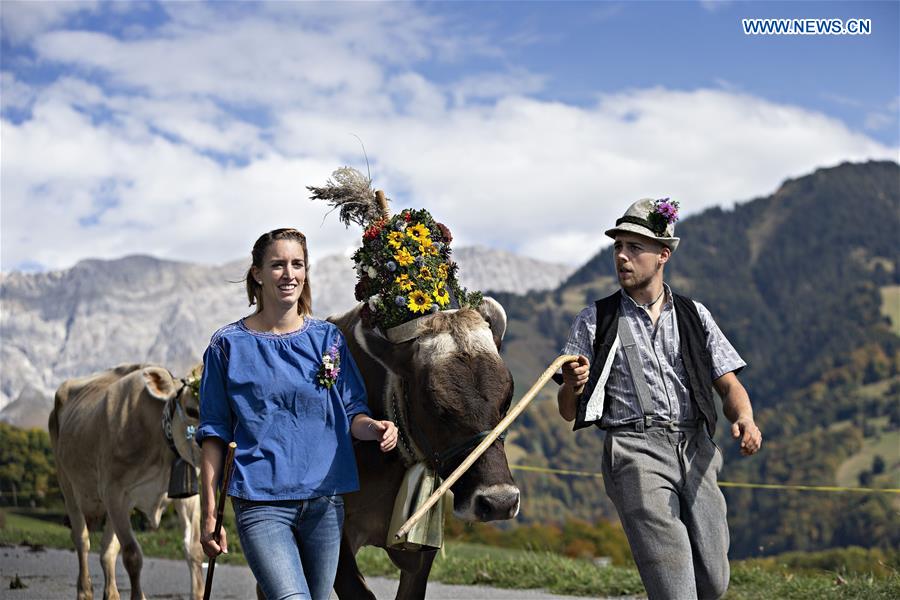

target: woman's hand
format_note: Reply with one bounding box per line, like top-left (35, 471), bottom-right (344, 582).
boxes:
top-left (200, 526), bottom-right (228, 559)
top-left (351, 414), bottom-right (398, 452)
top-left (369, 419), bottom-right (399, 453)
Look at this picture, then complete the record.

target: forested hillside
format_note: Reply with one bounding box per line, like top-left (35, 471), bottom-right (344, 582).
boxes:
top-left (496, 161), bottom-right (900, 558)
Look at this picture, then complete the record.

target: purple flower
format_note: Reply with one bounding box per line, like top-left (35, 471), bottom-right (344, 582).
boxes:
top-left (395, 295), bottom-right (406, 306)
top-left (653, 198), bottom-right (679, 224)
top-left (317, 342), bottom-right (342, 389)
top-left (386, 261), bottom-right (397, 272)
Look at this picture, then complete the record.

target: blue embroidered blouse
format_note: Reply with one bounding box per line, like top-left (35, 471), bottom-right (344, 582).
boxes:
top-left (196, 317), bottom-right (371, 500)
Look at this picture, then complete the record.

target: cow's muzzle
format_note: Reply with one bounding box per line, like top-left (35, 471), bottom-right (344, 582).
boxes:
top-left (457, 484), bottom-right (520, 521)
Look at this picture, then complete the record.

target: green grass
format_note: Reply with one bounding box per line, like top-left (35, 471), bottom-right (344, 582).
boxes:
top-left (3, 510), bottom-right (898, 597)
top-left (880, 286), bottom-right (900, 336)
top-left (835, 426), bottom-right (900, 490)
top-left (0, 509), bottom-right (246, 565)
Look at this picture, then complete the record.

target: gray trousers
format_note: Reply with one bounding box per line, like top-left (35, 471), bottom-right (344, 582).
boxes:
top-left (601, 427), bottom-right (730, 600)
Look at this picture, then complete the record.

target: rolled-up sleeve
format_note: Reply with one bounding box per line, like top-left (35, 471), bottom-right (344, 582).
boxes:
top-left (694, 301), bottom-right (746, 379)
top-left (562, 306), bottom-right (597, 360)
top-left (197, 342), bottom-right (234, 444)
top-left (336, 333), bottom-right (371, 421)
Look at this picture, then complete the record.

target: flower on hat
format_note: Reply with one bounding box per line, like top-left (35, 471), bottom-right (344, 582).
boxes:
top-left (647, 198), bottom-right (680, 236)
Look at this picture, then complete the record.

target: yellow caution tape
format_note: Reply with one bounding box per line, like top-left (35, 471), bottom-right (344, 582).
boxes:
top-left (509, 464), bottom-right (900, 494)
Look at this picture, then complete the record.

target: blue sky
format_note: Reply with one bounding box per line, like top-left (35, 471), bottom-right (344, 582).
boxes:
top-left (1, 1), bottom-right (897, 272)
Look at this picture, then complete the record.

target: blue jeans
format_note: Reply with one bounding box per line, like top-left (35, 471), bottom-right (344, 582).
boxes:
top-left (232, 496), bottom-right (344, 600)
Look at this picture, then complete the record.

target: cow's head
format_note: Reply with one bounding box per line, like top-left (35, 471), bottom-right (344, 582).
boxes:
top-left (142, 365), bottom-right (202, 469)
top-left (365, 297), bottom-right (520, 521)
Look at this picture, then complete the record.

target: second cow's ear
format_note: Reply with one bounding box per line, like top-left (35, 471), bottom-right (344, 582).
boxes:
top-left (477, 296), bottom-right (508, 351)
top-left (142, 367), bottom-right (177, 402)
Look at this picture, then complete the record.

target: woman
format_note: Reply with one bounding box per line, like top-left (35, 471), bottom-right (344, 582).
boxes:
top-left (197, 227), bottom-right (397, 600)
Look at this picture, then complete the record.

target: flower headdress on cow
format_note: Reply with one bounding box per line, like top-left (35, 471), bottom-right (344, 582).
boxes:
top-left (309, 167), bottom-right (482, 333)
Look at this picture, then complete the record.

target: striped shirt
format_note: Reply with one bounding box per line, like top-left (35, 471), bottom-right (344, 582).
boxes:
top-left (561, 286), bottom-right (745, 427)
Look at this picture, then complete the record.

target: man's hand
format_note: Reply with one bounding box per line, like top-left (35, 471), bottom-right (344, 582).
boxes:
top-left (200, 527), bottom-right (228, 559)
top-left (731, 417), bottom-right (762, 456)
top-left (561, 355), bottom-right (590, 392)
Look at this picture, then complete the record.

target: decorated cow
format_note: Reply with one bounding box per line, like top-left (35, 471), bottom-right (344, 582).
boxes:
top-left (310, 169), bottom-right (521, 599)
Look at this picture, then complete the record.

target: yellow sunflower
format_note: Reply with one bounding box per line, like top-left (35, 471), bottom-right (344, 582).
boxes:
top-left (395, 274), bottom-right (413, 291)
top-left (417, 236), bottom-right (433, 254)
top-left (407, 290), bottom-right (433, 314)
top-left (433, 285), bottom-right (450, 307)
top-left (387, 231), bottom-right (405, 249)
top-left (407, 223), bottom-right (430, 242)
top-left (419, 266), bottom-right (433, 281)
top-left (437, 263), bottom-right (449, 279)
top-left (395, 248), bottom-right (414, 267)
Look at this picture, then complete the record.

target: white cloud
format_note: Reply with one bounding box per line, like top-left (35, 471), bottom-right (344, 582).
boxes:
top-left (451, 70), bottom-right (547, 105)
top-left (0, 72), bottom-right (35, 111)
top-left (699, 1), bottom-right (733, 13)
top-left (1, 4), bottom-right (897, 273)
top-left (0, 0), bottom-right (98, 44)
top-left (865, 111), bottom-right (895, 131)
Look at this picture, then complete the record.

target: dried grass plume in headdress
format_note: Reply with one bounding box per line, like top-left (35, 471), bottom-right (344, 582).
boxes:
top-left (309, 167), bottom-right (481, 332)
top-left (307, 167), bottom-right (388, 227)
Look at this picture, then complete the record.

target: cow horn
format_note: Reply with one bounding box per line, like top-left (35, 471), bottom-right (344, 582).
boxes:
top-left (477, 297), bottom-right (507, 350)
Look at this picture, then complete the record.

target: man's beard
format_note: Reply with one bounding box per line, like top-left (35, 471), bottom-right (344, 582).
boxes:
top-left (619, 262), bottom-right (661, 292)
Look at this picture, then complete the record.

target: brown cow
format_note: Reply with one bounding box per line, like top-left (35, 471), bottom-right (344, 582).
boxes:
top-left (49, 364), bottom-right (204, 600)
top-left (330, 298), bottom-right (519, 600)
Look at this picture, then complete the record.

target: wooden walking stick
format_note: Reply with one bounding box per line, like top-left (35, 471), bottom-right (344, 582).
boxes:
top-left (394, 355), bottom-right (579, 540)
top-left (203, 441), bottom-right (237, 600)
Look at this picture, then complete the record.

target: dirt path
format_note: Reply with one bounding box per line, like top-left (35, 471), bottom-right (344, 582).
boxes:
top-left (0, 545), bottom-right (597, 599)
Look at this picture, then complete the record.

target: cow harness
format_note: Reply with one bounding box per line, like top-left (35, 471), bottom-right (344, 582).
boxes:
top-left (385, 373), bottom-right (504, 481)
top-left (161, 378), bottom-right (199, 498)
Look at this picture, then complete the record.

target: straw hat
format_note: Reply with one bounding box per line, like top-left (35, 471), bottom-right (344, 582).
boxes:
top-left (604, 198), bottom-right (680, 251)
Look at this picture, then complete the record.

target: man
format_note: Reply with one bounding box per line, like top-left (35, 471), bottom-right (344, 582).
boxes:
top-left (557, 198), bottom-right (762, 600)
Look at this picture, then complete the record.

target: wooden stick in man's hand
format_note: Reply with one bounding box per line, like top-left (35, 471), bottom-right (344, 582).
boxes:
top-left (203, 441), bottom-right (237, 600)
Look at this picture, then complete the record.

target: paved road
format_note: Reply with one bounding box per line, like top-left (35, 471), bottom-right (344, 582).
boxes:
top-left (0, 545), bottom-right (598, 599)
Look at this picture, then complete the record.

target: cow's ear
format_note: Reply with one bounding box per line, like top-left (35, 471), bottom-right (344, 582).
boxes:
top-left (477, 296), bottom-right (507, 351)
top-left (142, 367), bottom-right (177, 401)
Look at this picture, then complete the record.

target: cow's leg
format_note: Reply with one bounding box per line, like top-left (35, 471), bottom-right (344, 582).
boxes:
top-left (105, 495), bottom-right (146, 600)
top-left (333, 534), bottom-right (376, 600)
top-left (100, 519), bottom-right (121, 600)
top-left (386, 547), bottom-right (437, 600)
top-left (174, 497), bottom-right (204, 600)
top-left (69, 509), bottom-right (94, 600)
top-left (58, 468), bottom-right (94, 600)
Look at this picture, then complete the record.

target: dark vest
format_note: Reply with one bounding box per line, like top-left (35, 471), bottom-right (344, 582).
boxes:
top-left (573, 292), bottom-right (716, 435)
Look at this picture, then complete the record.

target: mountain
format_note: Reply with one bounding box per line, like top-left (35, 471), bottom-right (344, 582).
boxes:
top-left (494, 160), bottom-right (900, 557)
top-left (0, 246), bottom-right (574, 426)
